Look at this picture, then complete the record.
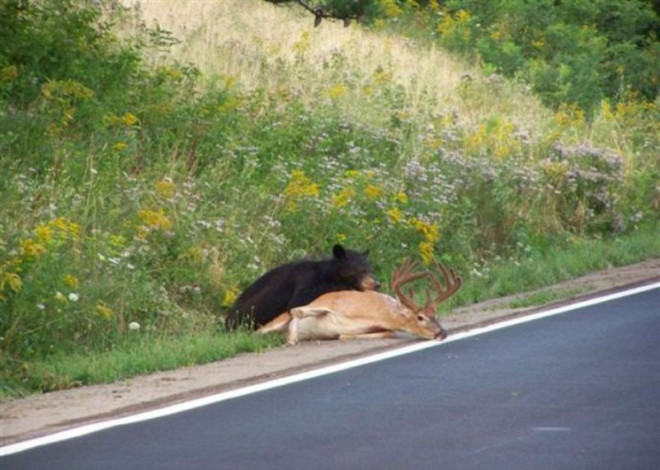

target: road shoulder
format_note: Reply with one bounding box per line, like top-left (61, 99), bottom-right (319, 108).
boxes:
top-left (2, 258), bottom-right (659, 445)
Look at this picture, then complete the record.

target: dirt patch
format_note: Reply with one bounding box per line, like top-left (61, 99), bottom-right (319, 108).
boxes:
top-left (1, 259), bottom-right (658, 446)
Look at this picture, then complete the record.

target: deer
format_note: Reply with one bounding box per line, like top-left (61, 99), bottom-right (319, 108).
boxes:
top-left (257, 259), bottom-right (461, 345)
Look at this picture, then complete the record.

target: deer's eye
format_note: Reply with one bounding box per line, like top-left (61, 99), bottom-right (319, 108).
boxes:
top-left (417, 315), bottom-right (425, 322)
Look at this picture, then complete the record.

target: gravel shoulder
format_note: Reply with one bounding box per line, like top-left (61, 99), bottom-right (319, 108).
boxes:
top-left (1, 258), bottom-right (659, 446)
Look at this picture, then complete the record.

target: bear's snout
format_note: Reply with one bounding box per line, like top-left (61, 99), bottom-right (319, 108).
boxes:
top-left (361, 276), bottom-right (381, 291)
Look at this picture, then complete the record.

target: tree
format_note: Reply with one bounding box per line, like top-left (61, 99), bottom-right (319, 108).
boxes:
top-left (263, 0), bottom-right (378, 27)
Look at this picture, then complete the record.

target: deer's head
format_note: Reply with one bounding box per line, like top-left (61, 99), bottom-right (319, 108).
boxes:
top-left (390, 259), bottom-right (462, 340)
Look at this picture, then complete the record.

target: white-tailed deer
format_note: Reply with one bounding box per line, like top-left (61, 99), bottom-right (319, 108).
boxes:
top-left (257, 259), bottom-right (461, 344)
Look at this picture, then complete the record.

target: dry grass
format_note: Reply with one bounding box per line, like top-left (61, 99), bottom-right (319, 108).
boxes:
top-left (124, 0), bottom-right (550, 134)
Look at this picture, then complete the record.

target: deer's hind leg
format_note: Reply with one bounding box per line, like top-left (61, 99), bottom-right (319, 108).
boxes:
top-left (287, 306), bottom-right (338, 345)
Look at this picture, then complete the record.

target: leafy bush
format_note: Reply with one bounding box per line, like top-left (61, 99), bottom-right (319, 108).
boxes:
top-left (379, 0), bottom-right (660, 114)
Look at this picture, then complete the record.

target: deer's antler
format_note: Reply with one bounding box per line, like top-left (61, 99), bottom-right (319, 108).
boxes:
top-left (424, 262), bottom-right (462, 311)
top-left (391, 258), bottom-right (429, 312)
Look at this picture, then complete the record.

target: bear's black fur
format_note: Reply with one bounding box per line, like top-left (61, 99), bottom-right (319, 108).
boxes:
top-left (226, 244), bottom-right (378, 330)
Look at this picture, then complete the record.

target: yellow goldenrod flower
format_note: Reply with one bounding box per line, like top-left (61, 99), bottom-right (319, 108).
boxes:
top-left (324, 83), bottom-right (348, 100)
top-left (35, 224), bottom-right (53, 242)
top-left (395, 191), bottom-right (408, 204)
top-left (410, 218), bottom-right (441, 243)
top-left (123, 112), bottom-right (139, 127)
top-left (419, 241), bottom-right (435, 265)
top-left (109, 234), bottom-right (126, 248)
top-left (95, 302), bottom-right (114, 320)
top-left (293, 31), bottom-right (311, 54)
top-left (2, 272), bottom-right (23, 292)
top-left (49, 217), bottom-right (82, 239)
top-left (1, 65), bottom-right (18, 82)
top-left (222, 286), bottom-right (240, 307)
top-left (387, 207), bottom-right (403, 223)
top-left (155, 178), bottom-right (176, 199)
top-left (364, 184), bottom-right (384, 200)
top-left (20, 238), bottom-right (46, 258)
top-left (332, 186), bottom-right (356, 209)
top-left (283, 170), bottom-right (320, 199)
top-left (137, 208), bottom-right (173, 231)
top-left (63, 274), bottom-right (79, 287)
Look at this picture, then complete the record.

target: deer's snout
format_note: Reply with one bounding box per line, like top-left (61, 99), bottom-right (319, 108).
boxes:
top-left (434, 329), bottom-right (448, 341)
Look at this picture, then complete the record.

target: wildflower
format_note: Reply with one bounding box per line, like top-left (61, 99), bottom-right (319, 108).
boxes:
top-left (113, 142), bottom-right (127, 151)
top-left (601, 101), bottom-right (615, 121)
top-left (49, 217), bottom-right (81, 239)
top-left (336, 233), bottom-right (347, 244)
top-left (387, 207), bottom-right (403, 223)
top-left (35, 225), bottom-right (53, 242)
top-left (332, 186), bottom-right (355, 209)
top-left (54, 291), bottom-right (67, 302)
top-left (380, 0), bottom-right (403, 17)
top-left (222, 286), bottom-right (240, 307)
top-left (95, 302), bottom-right (113, 320)
top-left (155, 178), bottom-right (176, 199)
top-left (293, 31), bottom-right (311, 54)
top-left (2, 272), bottom-right (22, 292)
top-left (68, 292), bottom-right (80, 302)
top-left (364, 184), bottom-right (384, 200)
top-left (284, 170), bottom-right (320, 199)
top-left (137, 208), bottom-right (173, 234)
top-left (128, 321), bottom-right (141, 331)
top-left (123, 112), bottom-right (139, 127)
top-left (283, 170), bottom-right (320, 212)
top-left (20, 238), bottom-right (46, 258)
top-left (419, 242), bottom-right (435, 265)
top-left (1, 65), bottom-right (18, 82)
top-left (325, 83), bottom-right (348, 100)
top-left (553, 104), bottom-right (585, 128)
top-left (63, 274), bottom-right (79, 287)
top-left (410, 218), bottom-right (441, 244)
top-left (109, 234), bottom-right (126, 248)
top-left (395, 191), bottom-right (408, 204)
top-left (37, 303), bottom-right (46, 310)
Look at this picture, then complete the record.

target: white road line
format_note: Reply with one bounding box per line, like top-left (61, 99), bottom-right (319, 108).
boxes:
top-left (2, 282), bottom-right (658, 457)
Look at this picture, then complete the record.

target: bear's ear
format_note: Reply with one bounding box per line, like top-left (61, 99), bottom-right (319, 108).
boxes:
top-left (333, 244), bottom-right (347, 260)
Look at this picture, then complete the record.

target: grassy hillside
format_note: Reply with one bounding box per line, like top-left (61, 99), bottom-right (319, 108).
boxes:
top-left (1, 0), bottom-right (658, 397)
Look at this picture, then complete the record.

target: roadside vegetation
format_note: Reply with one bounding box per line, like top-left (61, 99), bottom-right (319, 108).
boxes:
top-left (1, 0), bottom-right (658, 398)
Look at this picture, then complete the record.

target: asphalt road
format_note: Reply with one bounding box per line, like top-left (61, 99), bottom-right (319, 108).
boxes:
top-left (2, 287), bottom-right (659, 469)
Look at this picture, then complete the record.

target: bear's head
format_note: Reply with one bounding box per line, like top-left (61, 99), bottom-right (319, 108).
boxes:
top-left (332, 244), bottom-right (380, 291)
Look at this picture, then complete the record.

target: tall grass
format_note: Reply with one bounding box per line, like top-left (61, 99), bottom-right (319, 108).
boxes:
top-left (127, 0), bottom-right (549, 132)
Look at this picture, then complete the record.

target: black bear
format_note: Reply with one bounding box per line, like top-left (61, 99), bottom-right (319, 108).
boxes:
top-left (226, 244), bottom-right (379, 330)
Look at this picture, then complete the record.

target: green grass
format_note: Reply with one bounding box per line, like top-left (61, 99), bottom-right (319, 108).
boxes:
top-left (506, 288), bottom-right (587, 310)
top-left (453, 223), bottom-right (660, 309)
top-left (1, 330), bottom-right (284, 399)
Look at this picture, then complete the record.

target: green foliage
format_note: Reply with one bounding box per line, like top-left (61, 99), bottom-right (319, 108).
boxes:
top-left (1, 0), bottom-right (659, 397)
top-left (0, 0), bottom-right (141, 107)
top-left (380, 0), bottom-right (660, 114)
